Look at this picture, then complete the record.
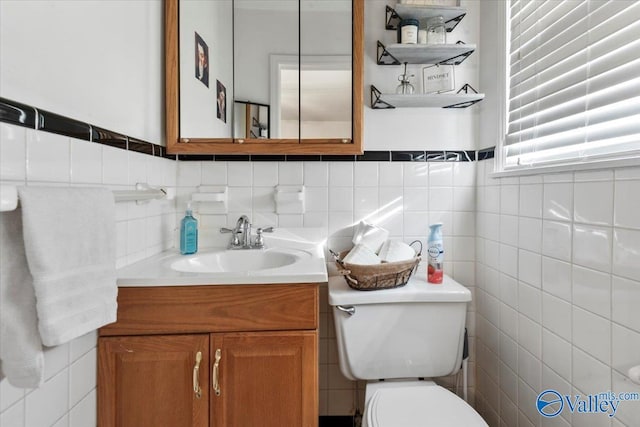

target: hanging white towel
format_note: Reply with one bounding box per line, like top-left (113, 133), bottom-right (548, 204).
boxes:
top-left (0, 209), bottom-right (44, 388)
top-left (18, 187), bottom-right (118, 347)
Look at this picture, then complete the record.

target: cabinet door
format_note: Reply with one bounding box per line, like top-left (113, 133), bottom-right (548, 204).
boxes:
top-left (211, 331), bottom-right (318, 427)
top-left (98, 334), bottom-right (209, 427)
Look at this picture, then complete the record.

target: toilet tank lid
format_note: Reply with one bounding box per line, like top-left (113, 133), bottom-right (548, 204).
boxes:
top-left (328, 274), bottom-right (471, 306)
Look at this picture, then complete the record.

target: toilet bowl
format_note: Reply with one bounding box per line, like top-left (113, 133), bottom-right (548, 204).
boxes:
top-left (329, 274), bottom-right (487, 427)
top-left (363, 381), bottom-right (486, 427)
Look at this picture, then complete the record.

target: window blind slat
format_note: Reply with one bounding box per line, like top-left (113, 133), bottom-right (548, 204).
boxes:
top-left (504, 0), bottom-right (640, 170)
top-left (515, 1), bottom-right (587, 61)
top-left (511, 1), bottom-right (587, 60)
top-left (589, 3), bottom-right (640, 47)
top-left (511, 44), bottom-right (640, 114)
top-left (509, 71), bottom-right (640, 135)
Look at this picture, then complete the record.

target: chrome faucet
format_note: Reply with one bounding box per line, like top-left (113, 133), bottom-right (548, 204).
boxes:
top-left (223, 215), bottom-right (250, 249)
top-left (220, 215), bottom-right (273, 249)
top-left (236, 215), bottom-right (251, 248)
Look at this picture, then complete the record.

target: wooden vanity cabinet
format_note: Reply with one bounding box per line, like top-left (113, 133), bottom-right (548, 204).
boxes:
top-left (210, 331), bottom-right (317, 427)
top-left (98, 334), bottom-right (210, 427)
top-left (98, 283), bottom-right (319, 427)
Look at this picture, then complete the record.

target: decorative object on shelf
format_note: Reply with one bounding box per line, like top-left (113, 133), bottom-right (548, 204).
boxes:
top-left (396, 62), bottom-right (415, 95)
top-left (385, 5), bottom-right (465, 33)
top-left (426, 15), bottom-right (446, 44)
top-left (398, 18), bottom-right (420, 44)
top-left (418, 28), bottom-right (428, 44)
top-left (422, 64), bottom-right (454, 94)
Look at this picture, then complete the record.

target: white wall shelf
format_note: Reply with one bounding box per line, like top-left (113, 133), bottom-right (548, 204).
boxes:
top-left (385, 4), bottom-right (466, 32)
top-left (377, 41), bottom-right (475, 66)
top-left (374, 3), bottom-right (483, 110)
top-left (370, 85), bottom-right (484, 109)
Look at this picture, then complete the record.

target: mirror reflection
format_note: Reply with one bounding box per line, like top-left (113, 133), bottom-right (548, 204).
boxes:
top-left (178, 0), bottom-right (353, 142)
top-left (300, 0), bottom-right (352, 140)
top-left (234, 101), bottom-right (270, 139)
top-left (234, 0), bottom-right (299, 140)
top-left (179, 0), bottom-right (233, 139)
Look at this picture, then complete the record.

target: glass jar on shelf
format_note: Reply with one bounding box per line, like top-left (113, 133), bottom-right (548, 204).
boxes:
top-left (398, 18), bottom-right (420, 44)
top-left (426, 16), bottom-right (446, 44)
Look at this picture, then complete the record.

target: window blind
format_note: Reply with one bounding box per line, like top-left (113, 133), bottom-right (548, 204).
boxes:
top-left (503, 0), bottom-right (640, 170)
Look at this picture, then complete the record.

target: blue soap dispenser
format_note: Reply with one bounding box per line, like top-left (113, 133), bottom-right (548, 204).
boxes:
top-left (180, 202), bottom-right (198, 255)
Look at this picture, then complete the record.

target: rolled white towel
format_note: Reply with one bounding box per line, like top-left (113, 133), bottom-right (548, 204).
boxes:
top-left (378, 240), bottom-right (417, 263)
top-left (342, 244), bottom-right (381, 265)
top-left (352, 221), bottom-right (389, 254)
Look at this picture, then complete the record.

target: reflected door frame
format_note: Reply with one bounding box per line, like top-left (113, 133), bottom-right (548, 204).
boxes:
top-left (270, 54), bottom-right (351, 140)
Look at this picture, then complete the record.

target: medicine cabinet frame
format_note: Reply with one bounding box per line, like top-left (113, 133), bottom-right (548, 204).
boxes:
top-left (165, 0), bottom-right (364, 155)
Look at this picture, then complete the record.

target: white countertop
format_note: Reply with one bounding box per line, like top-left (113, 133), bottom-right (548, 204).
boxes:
top-left (117, 228), bottom-right (328, 286)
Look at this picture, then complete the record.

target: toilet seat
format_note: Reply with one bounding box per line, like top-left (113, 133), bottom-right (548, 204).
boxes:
top-left (365, 383), bottom-right (487, 427)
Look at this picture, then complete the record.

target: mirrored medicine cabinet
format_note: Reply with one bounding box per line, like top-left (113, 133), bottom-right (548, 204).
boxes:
top-left (165, 0), bottom-right (363, 155)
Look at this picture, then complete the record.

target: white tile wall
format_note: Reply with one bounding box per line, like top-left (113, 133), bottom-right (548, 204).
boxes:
top-left (12, 128), bottom-right (640, 425)
top-left (174, 159), bottom-right (478, 415)
top-left (475, 158), bottom-right (640, 427)
top-left (0, 122), bottom-right (177, 427)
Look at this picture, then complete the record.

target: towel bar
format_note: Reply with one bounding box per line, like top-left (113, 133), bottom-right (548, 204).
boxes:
top-left (0, 183), bottom-right (174, 212)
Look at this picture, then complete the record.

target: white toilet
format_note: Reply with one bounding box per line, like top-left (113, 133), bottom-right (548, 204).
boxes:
top-left (329, 274), bottom-right (488, 427)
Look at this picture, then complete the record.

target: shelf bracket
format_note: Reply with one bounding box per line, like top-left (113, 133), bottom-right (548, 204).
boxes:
top-left (376, 41), bottom-right (401, 66)
top-left (435, 41), bottom-right (473, 66)
top-left (443, 84), bottom-right (482, 108)
top-left (385, 5), bottom-right (402, 30)
top-left (370, 85), bottom-right (395, 110)
top-left (445, 13), bottom-right (466, 32)
top-left (457, 83), bottom-right (479, 94)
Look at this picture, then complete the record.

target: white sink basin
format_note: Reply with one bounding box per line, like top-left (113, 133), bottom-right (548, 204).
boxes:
top-left (170, 248), bottom-right (310, 273)
top-left (116, 228), bottom-right (329, 286)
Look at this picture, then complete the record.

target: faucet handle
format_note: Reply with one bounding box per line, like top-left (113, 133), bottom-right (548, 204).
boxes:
top-left (221, 227), bottom-right (243, 247)
top-left (254, 227), bottom-right (274, 248)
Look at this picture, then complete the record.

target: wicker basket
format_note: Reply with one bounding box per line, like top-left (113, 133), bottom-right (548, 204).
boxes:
top-left (330, 241), bottom-right (422, 291)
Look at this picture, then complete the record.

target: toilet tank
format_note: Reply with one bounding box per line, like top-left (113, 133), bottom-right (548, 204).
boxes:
top-left (329, 275), bottom-right (471, 381)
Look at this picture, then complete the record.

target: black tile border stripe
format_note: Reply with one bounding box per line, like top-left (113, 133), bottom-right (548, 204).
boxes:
top-left (38, 109), bottom-right (91, 141)
top-left (177, 154), bottom-right (215, 161)
top-left (356, 150), bottom-right (390, 161)
top-left (0, 97), bottom-right (496, 163)
top-left (477, 146), bottom-right (496, 160)
top-left (128, 137), bottom-right (154, 156)
top-left (92, 126), bottom-right (127, 150)
top-left (0, 97), bottom-right (36, 129)
top-left (391, 151), bottom-right (426, 161)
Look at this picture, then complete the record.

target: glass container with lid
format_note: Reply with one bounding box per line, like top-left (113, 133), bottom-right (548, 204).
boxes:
top-left (426, 16), bottom-right (446, 44)
top-left (398, 18), bottom-right (420, 44)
